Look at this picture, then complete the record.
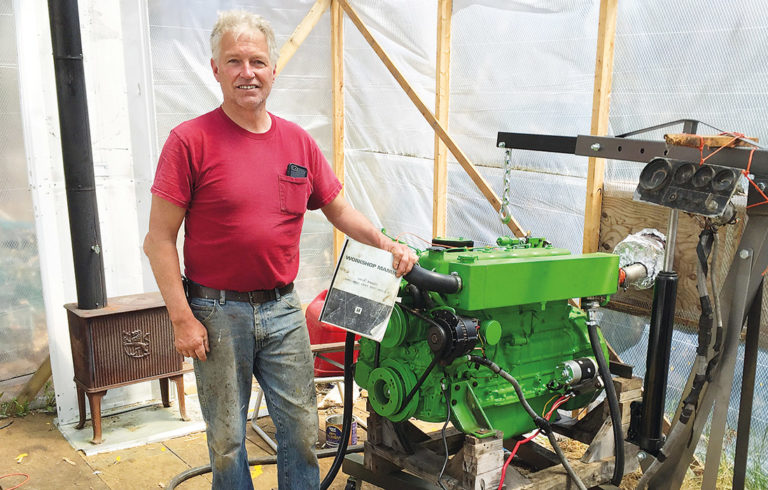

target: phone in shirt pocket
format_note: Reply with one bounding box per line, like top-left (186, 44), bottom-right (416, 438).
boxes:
top-left (286, 163), bottom-right (308, 178)
top-left (279, 163), bottom-right (310, 215)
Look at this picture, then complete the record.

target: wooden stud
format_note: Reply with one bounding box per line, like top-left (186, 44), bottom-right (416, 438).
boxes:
top-left (331, 0), bottom-right (346, 259)
top-left (582, 0), bottom-right (618, 253)
top-left (338, 0), bottom-right (526, 237)
top-left (275, 0), bottom-right (332, 77)
top-left (16, 355), bottom-right (52, 404)
top-left (665, 133), bottom-right (759, 148)
top-left (433, 0), bottom-right (452, 239)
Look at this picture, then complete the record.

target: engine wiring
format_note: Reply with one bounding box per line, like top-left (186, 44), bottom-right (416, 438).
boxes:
top-left (498, 394), bottom-right (573, 490)
top-left (467, 355), bottom-right (587, 490)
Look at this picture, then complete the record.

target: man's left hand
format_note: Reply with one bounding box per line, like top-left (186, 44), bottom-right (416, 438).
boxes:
top-left (389, 242), bottom-right (418, 277)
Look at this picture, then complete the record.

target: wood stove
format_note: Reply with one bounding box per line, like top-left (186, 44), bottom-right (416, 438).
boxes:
top-left (65, 292), bottom-right (191, 443)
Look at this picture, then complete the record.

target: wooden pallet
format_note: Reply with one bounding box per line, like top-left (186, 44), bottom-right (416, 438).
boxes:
top-left (344, 377), bottom-right (641, 489)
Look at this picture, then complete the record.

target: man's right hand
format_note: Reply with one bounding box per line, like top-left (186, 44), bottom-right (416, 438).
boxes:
top-left (172, 316), bottom-right (210, 361)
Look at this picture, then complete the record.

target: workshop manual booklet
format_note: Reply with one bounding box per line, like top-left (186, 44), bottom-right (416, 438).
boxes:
top-left (319, 239), bottom-right (401, 341)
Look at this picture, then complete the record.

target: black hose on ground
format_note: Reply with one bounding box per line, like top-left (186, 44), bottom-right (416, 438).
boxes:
top-left (403, 265), bottom-right (461, 294)
top-left (167, 331), bottom-right (359, 490)
top-left (467, 355), bottom-right (587, 490)
top-left (587, 319), bottom-right (625, 486)
top-left (319, 331), bottom-right (356, 489)
top-left (167, 445), bottom-right (364, 489)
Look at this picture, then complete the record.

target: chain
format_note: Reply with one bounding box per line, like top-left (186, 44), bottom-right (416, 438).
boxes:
top-left (499, 148), bottom-right (513, 224)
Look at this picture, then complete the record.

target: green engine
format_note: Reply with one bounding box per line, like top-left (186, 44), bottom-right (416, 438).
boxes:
top-left (354, 236), bottom-right (619, 439)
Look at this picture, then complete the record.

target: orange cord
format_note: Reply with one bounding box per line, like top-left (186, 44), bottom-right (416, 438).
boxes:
top-left (742, 148), bottom-right (768, 209)
top-left (696, 134), bottom-right (706, 164)
top-left (691, 133), bottom-right (768, 209)
top-left (394, 231), bottom-right (433, 246)
top-left (0, 473), bottom-right (30, 490)
top-left (699, 133), bottom-right (744, 166)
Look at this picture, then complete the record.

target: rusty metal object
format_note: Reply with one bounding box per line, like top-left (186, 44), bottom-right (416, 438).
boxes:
top-left (65, 292), bottom-right (191, 444)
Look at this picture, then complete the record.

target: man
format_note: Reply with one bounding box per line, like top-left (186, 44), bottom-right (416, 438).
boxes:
top-left (143, 10), bottom-right (417, 490)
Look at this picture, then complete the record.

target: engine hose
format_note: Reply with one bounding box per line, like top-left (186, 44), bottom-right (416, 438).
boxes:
top-left (467, 355), bottom-right (587, 490)
top-left (587, 320), bottom-right (625, 486)
top-left (404, 265), bottom-right (462, 294)
top-left (167, 332), bottom-right (358, 490)
top-left (319, 331), bottom-right (356, 489)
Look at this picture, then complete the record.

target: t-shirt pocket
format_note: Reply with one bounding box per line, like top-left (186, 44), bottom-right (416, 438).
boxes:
top-left (278, 174), bottom-right (310, 215)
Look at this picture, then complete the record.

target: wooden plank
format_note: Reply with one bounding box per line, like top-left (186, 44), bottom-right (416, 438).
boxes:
top-left (275, 0), bottom-right (331, 77)
top-left (433, 0), bottom-right (452, 239)
top-left (512, 441), bottom-right (560, 471)
top-left (338, 0), bottom-right (526, 238)
top-left (344, 452), bottom-right (441, 490)
top-left (520, 454), bottom-right (616, 489)
top-left (331, 0), bottom-right (345, 259)
top-left (16, 355), bottom-right (52, 404)
top-left (665, 133), bottom-right (759, 148)
top-left (365, 440), bottom-right (465, 489)
top-left (582, 0), bottom-right (618, 254)
top-left (310, 341), bottom-right (358, 354)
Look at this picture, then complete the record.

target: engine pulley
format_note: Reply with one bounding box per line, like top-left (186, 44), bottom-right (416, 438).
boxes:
top-left (367, 359), bottom-right (419, 422)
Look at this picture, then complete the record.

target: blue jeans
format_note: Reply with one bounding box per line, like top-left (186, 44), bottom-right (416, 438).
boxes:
top-left (189, 289), bottom-right (320, 489)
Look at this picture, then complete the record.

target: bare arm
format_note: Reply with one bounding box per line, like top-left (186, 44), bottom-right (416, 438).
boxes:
top-left (321, 194), bottom-right (418, 276)
top-left (143, 195), bottom-right (209, 360)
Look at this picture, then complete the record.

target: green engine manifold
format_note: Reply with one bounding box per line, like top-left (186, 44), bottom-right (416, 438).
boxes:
top-left (354, 236), bottom-right (619, 439)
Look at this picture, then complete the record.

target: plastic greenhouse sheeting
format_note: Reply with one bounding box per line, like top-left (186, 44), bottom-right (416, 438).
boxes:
top-left (144, 0), bottom-right (768, 482)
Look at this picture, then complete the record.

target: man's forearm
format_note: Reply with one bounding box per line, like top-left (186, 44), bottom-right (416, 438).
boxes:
top-left (327, 205), bottom-right (391, 250)
top-left (143, 236), bottom-right (193, 323)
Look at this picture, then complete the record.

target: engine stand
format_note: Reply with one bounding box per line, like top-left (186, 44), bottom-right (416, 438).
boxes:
top-left (344, 377), bottom-right (641, 489)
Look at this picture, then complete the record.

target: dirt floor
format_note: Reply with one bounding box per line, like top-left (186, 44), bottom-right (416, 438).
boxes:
top-left (1, 388), bottom-right (706, 489)
top-left (0, 390), bottom-right (377, 490)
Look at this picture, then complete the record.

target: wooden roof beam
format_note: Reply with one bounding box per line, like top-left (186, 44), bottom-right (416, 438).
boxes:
top-left (338, 0), bottom-right (526, 238)
top-left (276, 0), bottom-right (332, 77)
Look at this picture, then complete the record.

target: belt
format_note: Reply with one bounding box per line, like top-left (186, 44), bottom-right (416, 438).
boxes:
top-left (186, 281), bottom-right (294, 303)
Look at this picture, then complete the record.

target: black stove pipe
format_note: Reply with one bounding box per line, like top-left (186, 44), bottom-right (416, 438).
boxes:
top-left (48, 0), bottom-right (107, 309)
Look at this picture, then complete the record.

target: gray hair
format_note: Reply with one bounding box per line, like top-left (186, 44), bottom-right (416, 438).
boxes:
top-left (210, 10), bottom-right (278, 66)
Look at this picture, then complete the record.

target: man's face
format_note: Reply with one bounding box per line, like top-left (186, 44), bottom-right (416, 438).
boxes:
top-left (211, 31), bottom-right (275, 113)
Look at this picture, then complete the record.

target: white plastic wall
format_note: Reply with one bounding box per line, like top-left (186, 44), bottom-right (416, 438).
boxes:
top-left (13, 0), bottom-right (768, 430)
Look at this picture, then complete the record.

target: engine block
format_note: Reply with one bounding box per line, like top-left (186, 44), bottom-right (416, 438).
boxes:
top-left (354, 237), bottom-right (619, 439)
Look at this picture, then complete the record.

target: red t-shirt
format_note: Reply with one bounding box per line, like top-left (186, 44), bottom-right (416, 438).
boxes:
top-left (151, 108), bottom-right (342, 291)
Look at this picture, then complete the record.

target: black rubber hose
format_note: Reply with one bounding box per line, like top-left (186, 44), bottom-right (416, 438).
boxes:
top-left (403, 265), bottom-right (461, 294)
top-left (320, 331), bottom-right (356, 489)
top-left (168, 331), bottom-right (358, 490)
top-left (587, 320), bottom-right (624, 486)
top-left (167, 445), bottom-right (364, 489)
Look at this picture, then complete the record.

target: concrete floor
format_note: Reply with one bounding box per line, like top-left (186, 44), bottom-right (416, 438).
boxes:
top-left (0, 401), bottom-right (378, 490)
